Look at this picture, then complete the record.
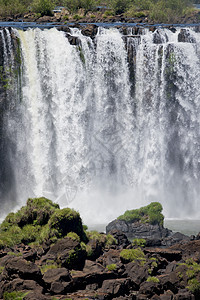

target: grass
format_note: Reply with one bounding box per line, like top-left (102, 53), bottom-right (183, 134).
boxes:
top-left (120, 248), bottom-right (146, 265)
top-left (106, 264), bottom-right (117, 271)
top-left (147, 276), bottom-right (160, 283)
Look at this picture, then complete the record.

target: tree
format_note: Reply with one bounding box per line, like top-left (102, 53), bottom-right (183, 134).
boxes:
top-left (32, 0), bottom-right (55, 16)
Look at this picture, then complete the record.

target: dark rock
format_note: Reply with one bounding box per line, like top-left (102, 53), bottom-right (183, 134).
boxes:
top-left (43, 267), bottom-right (71, 286)
top-left (162, 232), bottom-right (190, 247)
top-left (86, 239), bottom-right (103, 260)
top-left (145, 248), bottom-right (182, 262)
top-left (106, 219), bottom-right (172, 240)
top-left (100, 278), bottom-right (131, 297)
top-left (123, 261), bottom-right (148, 288)
top-left (178, 29), bottom-right (196, 43)
top-left (139, 281), bottom-right (161, 298)
top-left (23, 248), bottom-right (37, 261)
top-left (158, 272), bottom-right (179, 294)
top-left (4, 257), bottom-right (42, 282)
top-left (108, 229), bottom-right (131, 248)
top-left (50, 281), bottom-right (65, 294)
top-left (96, 249), bottom-right (121, 268)
top-left (23, 291), bottom-right (50, 300)
top-left (0, 278), bottom-right (43, 298)
top-left (174, 291), bottom-right (195, 300)
top-left (81, 25), bottom-right (98, 39)
top-left (42, 237), bottom-right (86, 270)
top-left (66, 33), bottom-right (81, 46)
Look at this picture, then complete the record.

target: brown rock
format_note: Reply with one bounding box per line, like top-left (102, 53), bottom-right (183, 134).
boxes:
top-left (43, 267), bottom-right (71, 285)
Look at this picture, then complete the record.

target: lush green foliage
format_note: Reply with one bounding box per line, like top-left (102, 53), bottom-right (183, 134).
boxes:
top-left (120, 247), bottom-right (146, 264)
top-left (32, 0), bottom-right (55, 16)
top-left (147, 276), bottom-right (160, 283)
top-left (132, 238), bottom-right (146, 247)
top-left (118, 202), bottom-right (164, 226)
top-left (0, 197), bottom-right (86, 247)
top-left (3, 291), bottom-right (28, 300)
top-left (106, 263), bottom-right (117, 271)
top-left (0, 0), bottom-right (194, 23)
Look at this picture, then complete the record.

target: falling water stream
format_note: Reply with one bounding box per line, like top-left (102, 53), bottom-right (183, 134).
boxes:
top-left (1, 26), bottom-right (200, 224)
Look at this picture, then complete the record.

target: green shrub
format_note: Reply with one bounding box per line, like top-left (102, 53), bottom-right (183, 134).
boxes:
top-left (40, 263), bottom-right (58, 274)
top-left (3, 291), bottom-right (28, 300)
top-left (0, 197), bottom-right (86, 247)
top-left (66, 232), bottom-right (80, 242)
top-left (73, 14), bottom-right (81, 20)
top-left (187, 278), bottom-right (200, 294)
top-left (147, 276), bottom-right (160, 283)
top-left (118, 202), bottom-right (164, 226)
top-left (106, 264), bottom-right (117, 271)
top-left (132, 238), bottom-right (146, 247)
top-left (32, 0), bottom-right (55, 16)
top-left (7, 252), bottom-right (22, 257)
top-left (120, 248), bottom-right (146, 264)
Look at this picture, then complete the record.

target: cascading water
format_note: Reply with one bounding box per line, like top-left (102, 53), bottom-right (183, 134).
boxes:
top-left (1, 25), bottom-right (200, 224)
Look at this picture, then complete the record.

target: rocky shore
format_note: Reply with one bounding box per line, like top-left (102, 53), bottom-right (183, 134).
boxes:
top-left (0, 199), bottom-right (200, 299)
top-left (0, 8), bottom-right (200, 26)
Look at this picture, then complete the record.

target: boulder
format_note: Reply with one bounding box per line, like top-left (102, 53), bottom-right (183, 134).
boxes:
top-left (100, 278), bottom-right (131, 297)
top-left (43, 267), bottom-right (71, 286)
top-left (4, 257), bottom-right (42, 282)
top-left (81, 24), bottom-right (98, 39)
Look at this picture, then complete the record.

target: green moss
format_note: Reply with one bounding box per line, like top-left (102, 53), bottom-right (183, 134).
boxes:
top-left (66, 232), bottom-right (80, 242)
top-left (0, 197), bottom-right (86, 248)
top-left (106, 264), bottom-right (117, 271)
top-left (147, 276), bottom-right (160, 283)
top-left (132, 238), bottom-right (146, 247)
top-left (3, 291), bottom-right (28, 300)
top-left (187, 278), bottom-right (200, 293)
top-left (118, 202), bottom-right (164, 226)
top-left (0, 266), bottom-right (4, 274)
top-left (7, 252), bottom-right (22, 257)
top-left (120, 248), bottom-right (146, 265)
top-left (105, 234), bottom-right (117, 247)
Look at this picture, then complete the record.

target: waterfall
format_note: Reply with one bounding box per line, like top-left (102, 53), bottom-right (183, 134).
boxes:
top-left (1, 25), bottom-right (200, 224)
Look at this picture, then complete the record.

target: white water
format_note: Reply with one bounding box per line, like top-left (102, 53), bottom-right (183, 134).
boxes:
top-left (1, 26), bottom-right (200, 224)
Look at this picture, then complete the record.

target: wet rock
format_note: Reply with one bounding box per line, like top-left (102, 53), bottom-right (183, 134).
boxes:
top-left (66, 34), bottom-right (81, 46)
top-left (123, 261), bottom-right (148, 288)
top-left (81, 24), bottom-right (98, 39)
top-left (178, 29), bottom-right (196, 43)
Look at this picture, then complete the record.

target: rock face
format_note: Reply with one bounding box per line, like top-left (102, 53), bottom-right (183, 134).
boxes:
top-left (106, 219), bottom-right (190, 247)
top-left (106, 219), bottom-right (171, 239)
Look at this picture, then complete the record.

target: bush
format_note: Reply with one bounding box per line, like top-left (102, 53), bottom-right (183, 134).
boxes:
top-left (118, 202), bottom-right (164, 226)
top-left (106, 264), bottom-right (117, 271)
top-left (3, 291), bottom-right (28, 300)
top-left (32, 0), bottom-right (55, 16)
top-left (0, 197), bottom-right (86, 247)
top-left (147, 276), bottom-right (160, 283)
top-left (120, 248), bottom-right (146, 264)
top-left (132, 238), bottom-right (146, 247)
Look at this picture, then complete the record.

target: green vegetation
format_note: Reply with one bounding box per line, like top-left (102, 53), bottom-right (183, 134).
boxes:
top-left (146, 276), bottom-right (160, 283)
top-left (0, 197), bottom-right (86, 248)
top-left (0, 0), bottom-right (195, 23)
top-left (40, 262), bottom-right (59, 274)
top-left (3, 291), bottom-right (28, 300)
top-left (106, 263), bottom-right (117, 271)
top-left (177, 258), bottom-right (200, 296)
top-left (120, 247), bottom-right (146, 265)
top-left (132, 238), bottom-right (146, 247)
top-left (118, 202), bottom-right (164, 226)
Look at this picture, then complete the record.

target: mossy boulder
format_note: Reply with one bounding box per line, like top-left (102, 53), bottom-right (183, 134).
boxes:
top-left (117, 202), bottom-right (164, 226)
top-left (0, 197), bottom-right (86, 248)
